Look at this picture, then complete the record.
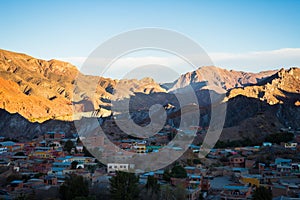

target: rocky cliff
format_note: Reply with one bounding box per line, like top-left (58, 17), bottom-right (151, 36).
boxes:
top-left (164, 66), bottom-right (277, 91)
top-left (0, 49), bottom-right (165, 122)
top-left (0, 49), bottom-right (299, 142)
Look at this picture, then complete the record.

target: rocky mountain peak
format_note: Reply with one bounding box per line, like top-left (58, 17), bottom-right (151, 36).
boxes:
top-left (164, 66), bottom-right (277, 92)
top-left (226, 67), bottom-right (300, 105)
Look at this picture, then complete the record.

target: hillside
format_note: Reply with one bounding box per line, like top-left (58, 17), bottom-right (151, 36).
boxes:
top-left (164, 66), bottom-right (277, 91)
top-left (226, 67), bottom-right (300, 106)
top-left (0, 49), bottom-right (299, 142)
top-left (0, 49), bottom-right (165, 122)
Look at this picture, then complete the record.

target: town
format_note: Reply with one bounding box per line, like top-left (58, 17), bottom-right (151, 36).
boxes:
top-left (0, 126), bottom-right (300, 200)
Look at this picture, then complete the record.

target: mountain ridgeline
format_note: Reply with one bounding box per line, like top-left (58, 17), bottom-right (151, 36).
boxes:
top-left (0, 49), bottom-right (299, 141)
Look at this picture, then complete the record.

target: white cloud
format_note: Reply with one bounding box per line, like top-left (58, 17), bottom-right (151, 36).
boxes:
top-left (57, 48), bottom-right (300, 80)
top-left (210, 48), bottom-right (300, 72)
top-left (57, 54), bottom-right (198, 82)
top-left (56, 57), bottom-right (86, 68)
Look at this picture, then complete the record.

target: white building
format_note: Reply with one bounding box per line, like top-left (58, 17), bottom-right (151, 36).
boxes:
top-left (0, 147), bottom-right (8, 154)
top-left (107, 163), bottom-right (135, 173)
top-left (284, 143), bottom-right (297, 149)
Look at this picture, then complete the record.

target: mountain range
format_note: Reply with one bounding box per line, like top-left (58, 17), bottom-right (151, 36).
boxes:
top-left (0, 49), bottom-right (299, 142)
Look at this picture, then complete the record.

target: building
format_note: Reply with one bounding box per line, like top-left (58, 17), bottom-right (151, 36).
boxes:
top-left (50, 162), bottom-right (72, 175)
top-left (69, 156), bottom-right (95, 164)
top-left (32, 161), bottom-right (52, 174)
top-left (76, 145), bottom-right (84, 153)
top-left (0, 147), bottom-right (8, 154)
top-left (107, 163), bottom-right (134, 173)
top-left (291, 163), bottom-right (300, 174)
top-left (232, 168), bottom-right (249, 178)
top-left (24, 178), bottom-right (45, 189)
top-left (230, 156), bottom-right (245, 168)
top-left (277, 165), bottom-right (292, 176)
top-left (170, 177), bottom-right (188, 187)
top-left (44, 175), bottom-right (58, 185)
top-left (146, 145), bottom-right (162, 153)
top-left (132, 142), bottom-right (147, 153)
top-left (186, 187), bottom-right (202, 200)
top-left (284, 143), bottom-right (297, 150)
top-left (245, 159), bottom-right (256, 169)
top-left (275, 158), bottom-right (292, 176)
top-left (45, 131), bottom-right (65, 140)
top-left (11, 143), bottom-right (24, 152)
top-left (220, 185), bottom-right (252, 200)
top-left (275, 158), bottom-right (292, 166)
top-left (240, 174), bottom-right (262, 187)
top-left (263, 142), bottom-right (272, 147)
top-left (187, 174), bottom-right (201, 189)
top-left (0, 141), bottom-right (15, 152)
top-left (184, 166), bottom-right (200, 174)
top-left (201, 177), bottom-right (211, 191)
top-left (258, 163), bottom-right (266, 173)
top-left (9, 180), bottom-right (24, 191)
top-left (29, 150), bottom-right (52, 159)
top-left (48, 141), bottom-right (62, 149)
top-left (271, 185), bottom-right (289, 198)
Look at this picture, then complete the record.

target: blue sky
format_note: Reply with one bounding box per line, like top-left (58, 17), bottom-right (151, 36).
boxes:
top-left (1, 0), bottom-right (300, 77)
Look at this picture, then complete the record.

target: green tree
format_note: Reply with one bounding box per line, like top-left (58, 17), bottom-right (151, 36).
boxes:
top-left (33, 172), bottom-right (44, 179)
top-left (160, 185), bottom-right (173, 200)
top-left (252, 186), bottom-right (272, 200)
top-left (86, 165), bottom-right (97, 173)
top-left (215, 141), bottom-right (226, 148)
top-left (170, 165), bottom-right (187, 178)
top-left (6, 174), bottom-right (22, 183)
top-left (14, 193), bottom-right (28, 200)
top-left (83, 146), bottom-right (93, 157)
top-left (73, 196), bottom-right (96, 200)
top-left (59, 174), bottom-right (89, 200)
top-left (14, 152), bottom-right (26, 156)
top-left (3, 137), bottom-right (19, 142)
top-left (64, 140), bottom-right (74, 153)
top-left (173, 183), bottom-right (186, 200)
top-left (265, 132), bottom-right (294, 144)
top-left (160, 184), bottom-right (187, 200)
top-left (109, 171), bottom-right (139, 200)
top-left (71, 161), bottom-right (79, 169)
top-left (193, 159), bottom-right (201, 165)
top-left (198, 192), bottom-right (204, 200)
top-left (163, 169), bottom-right (171, 182)
top-left (220, 156), bottom-right (229, 162)
top-left (145, 176), bottom-right (160, 198)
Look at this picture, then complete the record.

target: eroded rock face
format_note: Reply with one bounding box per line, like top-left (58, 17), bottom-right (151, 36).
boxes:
top-left (0, 49), bottom-right (166, 122)
top-left (226, 68), bottom-right (300, 105)
top-left (0, 49), bottom-right (79, 122)
top-left (1, 49), bottom-right (299, 143)
top-left (164, 66), bottom-right (277, 91)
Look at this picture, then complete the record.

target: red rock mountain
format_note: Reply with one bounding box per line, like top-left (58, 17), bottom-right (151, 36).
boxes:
top-left (165, 66), bottom-right (277, 91)
top-left (226, 67), bottom-right (300, 106)
top-left (0, 49), bottom-right (165, 122)
top-left (0, 49), bottom-right (299, 142)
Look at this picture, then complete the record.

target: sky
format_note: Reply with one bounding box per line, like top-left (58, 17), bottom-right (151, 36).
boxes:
top-left (1, 0), bottom-right (300, 79)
